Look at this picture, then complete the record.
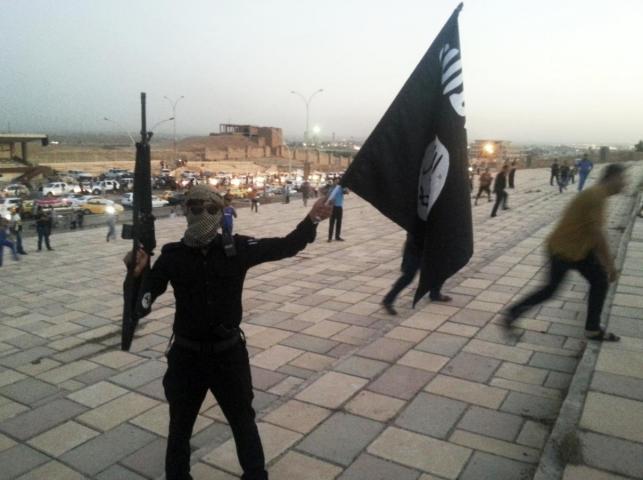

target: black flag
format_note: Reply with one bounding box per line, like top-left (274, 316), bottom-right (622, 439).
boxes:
top-left (341, 4), bottom-right (472, 305)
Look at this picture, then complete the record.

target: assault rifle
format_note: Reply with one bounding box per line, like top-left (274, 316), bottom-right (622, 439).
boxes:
top-left (121, 92), bottom-right (156, 351)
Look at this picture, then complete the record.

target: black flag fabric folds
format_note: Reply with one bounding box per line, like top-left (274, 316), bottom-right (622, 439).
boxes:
top-left (341, 4), bottom-right (472, 305)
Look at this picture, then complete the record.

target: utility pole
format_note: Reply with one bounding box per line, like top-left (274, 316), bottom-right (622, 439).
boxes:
top-left (290, 89), bottom-right (324, 145)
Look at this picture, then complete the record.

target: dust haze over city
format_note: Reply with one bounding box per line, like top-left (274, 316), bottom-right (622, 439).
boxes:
top-left (2, 0), bottom-right (643, 146)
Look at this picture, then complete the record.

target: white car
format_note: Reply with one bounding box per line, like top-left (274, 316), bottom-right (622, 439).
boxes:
top-left (121, 193), bottom-right (134, 208)
top-left (152, 195), bottom-right (169, 208)
top-left (0, 197), bottom-right (21, 220)
top-left (120, 193), bottom-right (168, 208)
top-left (60, 194), bottom-right (98, 208)
top-left (42, 182), bottom-right (79, 196)
top-left (2, 184), bottom-right (30, 196)
top-left (92, 180), bottom-right (120, 195)
top-left (105, 168), bottom-right (129, 179)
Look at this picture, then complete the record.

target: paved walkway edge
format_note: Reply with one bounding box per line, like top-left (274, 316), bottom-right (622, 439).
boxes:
top-left (534, 188), bottom-right (643, 480)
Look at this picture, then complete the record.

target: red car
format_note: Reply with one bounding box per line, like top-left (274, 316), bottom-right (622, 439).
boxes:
top-left (35, 197), bottom-right (71, 209)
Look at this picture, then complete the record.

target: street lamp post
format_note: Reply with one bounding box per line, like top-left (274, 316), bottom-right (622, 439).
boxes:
top-left (290, 89), bottom-right (324, 145)
top-left (290, 88), bottom-right (323, 178)
top-left (103, 117), bottom-right (135, 146)
top-left (149, 117), bottom-right (175, 136)
top-left (163, 95), bottom-right (185, 163)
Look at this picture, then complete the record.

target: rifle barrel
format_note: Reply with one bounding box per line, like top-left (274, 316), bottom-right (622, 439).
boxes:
top-left (140, 92), bottom-right (147, 144)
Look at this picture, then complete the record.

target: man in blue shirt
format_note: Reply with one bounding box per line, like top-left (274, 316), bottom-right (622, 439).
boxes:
top-left (222, 194), bottom-right (237, 236)
top-left (0, 218), bottom-right (19, 266)
top-left (328, 178), bottom-right (345, 242)
top-left (577, 153), bottom-right (593, 191)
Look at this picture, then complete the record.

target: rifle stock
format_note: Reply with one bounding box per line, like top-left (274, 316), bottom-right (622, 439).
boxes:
top-left (121, 92), bottom-right (156, 351)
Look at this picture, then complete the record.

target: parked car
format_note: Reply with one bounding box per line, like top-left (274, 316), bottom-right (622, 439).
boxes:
top-left (224, 187), bottom-right (248, 199)
top-left (119, 177), bottom-right (134, 191)
top-left (166, 192), bottom-right (186, 206)
top-left (35, 197), bottom-right (72, 209)
top-left (151, 195), bottom-right (169, 208)
top-left (91, 180), bottom-right (120, 195)
top-left (120, 193), bottom-right (133, 208)
top-left (0, 197), bottom-right (21, 220)
top-left (60, 193), bottom-right (98, 208)
top-left (80, 198), bottom-right (124, 215)
top-left (76, 174), bottom-right (94, 184)
top-left (120, 193), bottom-right (169, 208)
top-left (67, 170), bottom-right (92, 180)
top-left (264, 186), bottom-right (284, 196)
top-left (157, 190), bottom-right (173, 201)
top-left (2, 184), bottom-right (30, 196)
top-left (78, 181), bottom-right (94, 193)
top-left (105, 168), bottom-right (129, 179)
top-left (42, 182), bottom-right (79, 196)
top-left (153, 176), bottom-right (177, 189)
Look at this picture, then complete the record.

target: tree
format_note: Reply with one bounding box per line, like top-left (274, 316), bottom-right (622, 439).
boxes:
top-left (635, 140), bottom-right (643, 152)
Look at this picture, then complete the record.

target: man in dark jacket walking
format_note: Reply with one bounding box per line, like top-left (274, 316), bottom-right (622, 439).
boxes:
top-left (508, 160), bottom-right (517, 188)
top-left (550, 159), bottom-right (560, 186)
top-left (127, 185), bottom-right (332, 480)
top-left (381, 233), bottom-right (452, 315)
top-left (491, 164), bottom-right (509, 217)
top-left (558, 161), bottom-right (571, 193)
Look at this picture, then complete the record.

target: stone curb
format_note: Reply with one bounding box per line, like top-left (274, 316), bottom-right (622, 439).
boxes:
top-left (534, 187), bottom-right (643, 480)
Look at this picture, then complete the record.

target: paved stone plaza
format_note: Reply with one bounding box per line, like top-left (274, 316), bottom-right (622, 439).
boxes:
top-left (1, 165), bottom-right (642, 479)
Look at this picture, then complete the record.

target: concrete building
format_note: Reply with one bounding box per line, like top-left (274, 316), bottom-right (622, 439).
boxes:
top-left (470, 139), bottom-right (524, 166)
top-left (212, 124), bottom-right (284, 150)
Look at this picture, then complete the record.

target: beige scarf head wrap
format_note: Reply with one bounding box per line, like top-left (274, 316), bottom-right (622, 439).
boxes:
top-left (183, 185), bottom-right (224, 248)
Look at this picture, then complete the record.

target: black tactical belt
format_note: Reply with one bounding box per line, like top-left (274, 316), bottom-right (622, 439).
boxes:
top-left (173, 333), bottom-right (240, 354)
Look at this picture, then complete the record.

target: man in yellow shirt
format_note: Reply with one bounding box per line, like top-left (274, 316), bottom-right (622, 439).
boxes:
top-left (506, 163), bottom-right (626, 341)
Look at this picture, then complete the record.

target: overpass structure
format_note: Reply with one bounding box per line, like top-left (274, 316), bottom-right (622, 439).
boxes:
top-left (0, 133), bottom-right (53, 183)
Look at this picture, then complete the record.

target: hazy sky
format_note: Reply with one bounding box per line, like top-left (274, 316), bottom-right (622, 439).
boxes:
top-left (1, 0), bottom-right (642, 144)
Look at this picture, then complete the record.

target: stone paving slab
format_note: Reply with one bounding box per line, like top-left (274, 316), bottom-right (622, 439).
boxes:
top-left (1, 165), bottom-right (642, 478)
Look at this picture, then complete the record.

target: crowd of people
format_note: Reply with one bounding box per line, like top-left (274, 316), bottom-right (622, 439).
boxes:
top-left (549, 153), bottom-right (594, 193)
top-left (0, 205), bottom-right (57, 265)
top-left (470, 159), bottom-right (518, 218)
top-left (468, 154), bottom-right (597, 220)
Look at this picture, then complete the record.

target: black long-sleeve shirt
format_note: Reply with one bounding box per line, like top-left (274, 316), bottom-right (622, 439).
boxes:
top-left (493, 172), bottom-right (507, 193)
top-left (149, 216), bottom-right (317, 341)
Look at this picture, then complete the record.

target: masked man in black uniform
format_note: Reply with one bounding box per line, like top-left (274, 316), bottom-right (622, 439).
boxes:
top-left (127, 185), bottom-right (332, 480)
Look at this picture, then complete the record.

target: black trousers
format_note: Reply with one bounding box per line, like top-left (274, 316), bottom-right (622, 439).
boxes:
top-left (383, 253), bottom-right (445, 304)
top-left (508, 171), bottom-right (515, 188)
top-left (163, 342), bottom-right (267, 480)
top-left (491, 191), bottom-right (508, 216)
top-left (36, 226), bottom-right (52, 250)
top-left (383, 253), bottom-right (420, 305)
top-left (328, 206), bottom-right (343, 240)
top-left (475, 185), bottom-right (491, 203)
top-left (510, 251), bottom-right (608, 332)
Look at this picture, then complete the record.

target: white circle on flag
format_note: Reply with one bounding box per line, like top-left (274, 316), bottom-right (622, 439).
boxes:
top-left (417, 136), bottom-right (449, 221)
